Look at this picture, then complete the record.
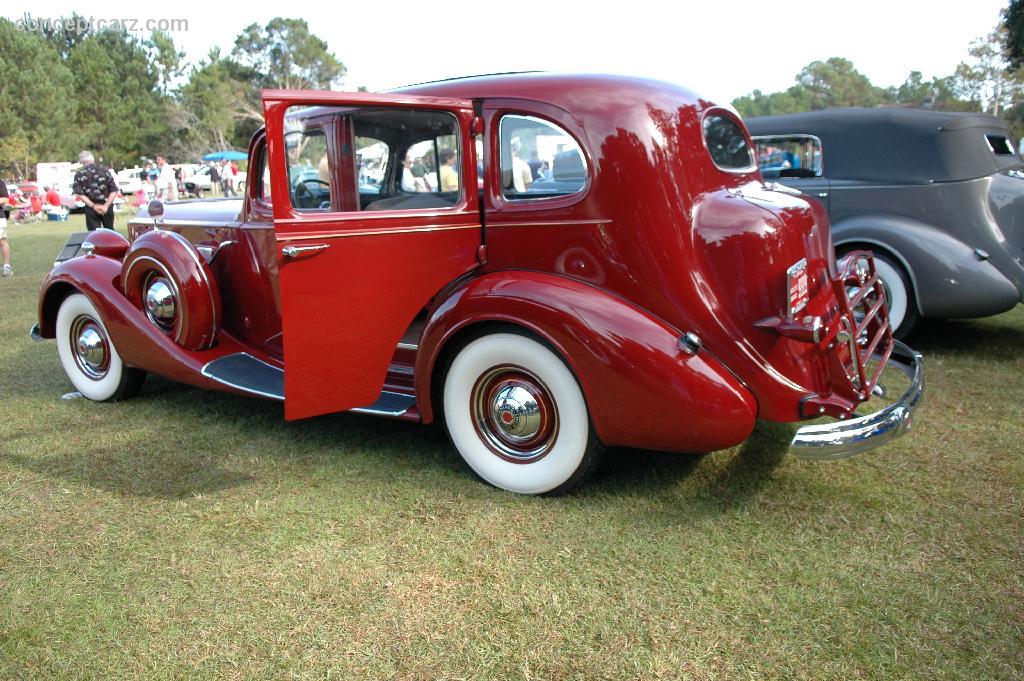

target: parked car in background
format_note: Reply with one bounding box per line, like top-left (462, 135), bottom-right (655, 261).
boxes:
top-left (183, 165), bottom-right (247, 197)
top-left (748, 108), bottom-right (1024, 337)
top-left (32, 74), bottom-right (923, 494)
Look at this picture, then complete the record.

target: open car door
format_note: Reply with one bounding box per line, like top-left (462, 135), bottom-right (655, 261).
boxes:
top-left (262, 89), bottom-right (482, 420)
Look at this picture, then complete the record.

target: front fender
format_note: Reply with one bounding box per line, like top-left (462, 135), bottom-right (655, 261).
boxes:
top-left (833, 214), bottom-right (1019, 319)
top-left (415, 271), bottom-right (757, 454)
top-left (37, 256), bottom-right (242, 391)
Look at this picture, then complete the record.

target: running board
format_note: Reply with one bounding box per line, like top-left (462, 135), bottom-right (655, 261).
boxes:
top-left (350, 391), bottom-right (416, 416)
top-left (202, 353), bottom-right (416, 416)
top-left (202, 352), bottom-right (284, 400)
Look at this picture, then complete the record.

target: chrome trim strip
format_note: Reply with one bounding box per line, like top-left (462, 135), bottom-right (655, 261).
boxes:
top-left (130, 218), bottom-right (244, 228)
top-left (790, 340), bottom-right (924, 460)
top-left (397, 342), bottom-right (418, 351)
top-left (277, 223), bottom-right (480, 242)
top-left (349, 390), bottom-right (416, 416)
top-left (497, 219), bottom-right (612, 228)
top-left (200, 352), bottom-right (285, 401)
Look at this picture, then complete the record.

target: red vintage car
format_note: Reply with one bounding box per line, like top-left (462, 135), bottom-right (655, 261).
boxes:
top-left (32, 74), bottom-right (923, 494)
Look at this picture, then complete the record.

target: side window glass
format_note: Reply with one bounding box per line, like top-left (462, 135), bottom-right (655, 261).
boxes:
top-left (283, 106), bottom-right (462, 212)
top-left (356, 136), bottom-right (389, 195)
top-left (400, 133), bottom-right (459, 195)
top-left (499, 115), bottom-right (587, 200)
top-left (754, 136), bottom-right (824, 180)
top-left (285, 125), bottom-right (331, 211)
top-left (256, 143), bottom-right (272, 205)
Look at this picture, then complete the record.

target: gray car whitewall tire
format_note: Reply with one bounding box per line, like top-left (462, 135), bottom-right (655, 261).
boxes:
top-left (870, 253), bottom-right (919, 338)
top-left (56, 293), bottom-right (145, 401)
top-left (442, 332), bottom-right (602, 495)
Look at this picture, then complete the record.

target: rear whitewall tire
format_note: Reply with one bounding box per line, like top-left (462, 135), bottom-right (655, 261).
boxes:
top-left (56, 293), bottom-right (145, 401)
top-left (442, 332), bottom-right (602, 495)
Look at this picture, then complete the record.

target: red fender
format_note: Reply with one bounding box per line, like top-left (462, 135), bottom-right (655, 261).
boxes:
top-left (37, 255), bottom-right (271, 395)
top-left (122, 230), bottom-right (222, 350)
top-left (415, 271), bottom-right (757, 454)
top-left (83, 229), bottom-right (130, 259)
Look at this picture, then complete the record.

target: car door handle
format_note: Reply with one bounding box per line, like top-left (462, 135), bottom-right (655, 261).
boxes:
top-left (815, 192), bottom-right (829, 198)
top-left (282, 244), bottom-right (330, 259)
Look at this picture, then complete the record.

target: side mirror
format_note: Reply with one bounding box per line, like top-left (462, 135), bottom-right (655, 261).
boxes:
top-left (147, 200), bottom-right (164, 218)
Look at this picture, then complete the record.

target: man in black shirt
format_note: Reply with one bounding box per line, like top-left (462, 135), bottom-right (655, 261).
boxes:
top-left (72, 150), bottom-right (117, 230)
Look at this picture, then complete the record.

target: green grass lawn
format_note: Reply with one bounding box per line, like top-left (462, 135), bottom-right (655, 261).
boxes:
top-left (1, 216), bottom-right (1022, 679)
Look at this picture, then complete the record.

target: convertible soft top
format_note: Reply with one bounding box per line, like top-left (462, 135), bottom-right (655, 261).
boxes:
top-left (747, 108), bottom-right (1024, 184)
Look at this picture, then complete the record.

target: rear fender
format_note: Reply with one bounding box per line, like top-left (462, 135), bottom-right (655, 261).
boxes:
top-left (415, 271), bottom-right (757, 454)
top-left (833, 214), bottom-right (1019, 318)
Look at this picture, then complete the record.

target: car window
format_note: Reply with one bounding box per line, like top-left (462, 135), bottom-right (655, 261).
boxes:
top-left (753, 135), bottom-right (824, 180)
top-left (285, 127), bottom-right (331, 211)
top-left (284, 106), bottom-right (461, 212)
top-left (499, 115), bottom-right (587, 200)
top-left (254, 141), bottom-right (272, 206)
top-left (704, 114), bottom-right (755, 171)
top-left (356, 136), bottom-right (388, 195)
top-left (399, 133), bottom-right (459, 195)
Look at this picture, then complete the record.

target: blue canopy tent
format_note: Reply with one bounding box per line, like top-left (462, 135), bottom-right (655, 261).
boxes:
top-left (202, 150), bottom-right (248, 161)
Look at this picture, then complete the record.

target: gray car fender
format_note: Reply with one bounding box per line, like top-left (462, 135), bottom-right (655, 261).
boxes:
top-left (832, 213), bottom-right (1019, 319)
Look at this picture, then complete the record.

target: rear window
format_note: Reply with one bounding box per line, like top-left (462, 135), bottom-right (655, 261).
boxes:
top-left (704, 114), bottom-right (755, 171)
top-left (986, 134), bottom-right (1015, 156)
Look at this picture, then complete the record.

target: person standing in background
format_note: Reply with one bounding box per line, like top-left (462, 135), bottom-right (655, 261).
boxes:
top-left (155, 156), bottom-right (175, 200)
top-left (221, 160), bottom-right (235, 197)
top-left (0, 180), bottom-right (11, 276)
top-left (208, 163), bottom-right (220, 196)
top-left (72, 150), bottom-right (117, 231)
top-left (439, 149), bottom-right (459, 192)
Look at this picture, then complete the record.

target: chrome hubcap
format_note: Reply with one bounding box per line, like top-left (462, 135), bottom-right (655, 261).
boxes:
top-left (472, 367), bottom-right (558, 463)
top-left (144, 276), bottom-right (176, 331)
top-left (492, 384), bottom-right (543, 440)
top-left (71, 316), bottom-right (110, 380)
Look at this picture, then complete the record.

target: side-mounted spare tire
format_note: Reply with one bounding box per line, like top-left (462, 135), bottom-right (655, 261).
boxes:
top-left (121, 229), bottom-right (222, 350)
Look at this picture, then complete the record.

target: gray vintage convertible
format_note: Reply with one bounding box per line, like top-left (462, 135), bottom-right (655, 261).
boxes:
top-left (748, 108), bottom-right (1024, 336)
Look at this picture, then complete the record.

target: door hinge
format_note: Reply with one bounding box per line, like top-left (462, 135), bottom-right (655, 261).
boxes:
top-left (476, 244), bottom-right (488, 264)
top-left (471, 116), bottom-right (485, 135)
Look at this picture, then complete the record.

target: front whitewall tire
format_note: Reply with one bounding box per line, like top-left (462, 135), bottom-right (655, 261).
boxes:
top-left (443, 333), bottom-right (601, 495)
top-left (56, 293), bottom-right (141, 401)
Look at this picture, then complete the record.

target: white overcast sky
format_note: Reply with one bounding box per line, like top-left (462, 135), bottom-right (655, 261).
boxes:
top-left (3, 0), bottom-right (1008, 104)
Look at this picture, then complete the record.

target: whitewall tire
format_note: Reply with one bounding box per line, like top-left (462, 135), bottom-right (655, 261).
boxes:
top-left (56, 293), bottom-right (145, 401)
top-left (443, 332), bottom-right (602, 495)
top-left (870, 254), bottom-right (918, 338)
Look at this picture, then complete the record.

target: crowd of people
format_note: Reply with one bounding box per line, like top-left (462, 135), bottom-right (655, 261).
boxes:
top-left (0, 150), bottom-right (246, 278)
top-left (134, 157), bottom-right (242, 202)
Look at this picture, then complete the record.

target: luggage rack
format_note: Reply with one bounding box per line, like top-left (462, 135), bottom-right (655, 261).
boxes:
top-left (833, 251), bottom-right (894, 399)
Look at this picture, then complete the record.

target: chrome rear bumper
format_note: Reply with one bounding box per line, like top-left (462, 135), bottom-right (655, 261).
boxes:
top-left (790, 340), bottom-right (924, 460)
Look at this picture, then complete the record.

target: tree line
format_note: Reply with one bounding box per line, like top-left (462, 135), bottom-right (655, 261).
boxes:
top-left (732, 10), bottom-right (1024, 138)
top-left (1, 8), bottom-right (1020, 179)
top-left (0, 15), bottom-right (346, 177)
